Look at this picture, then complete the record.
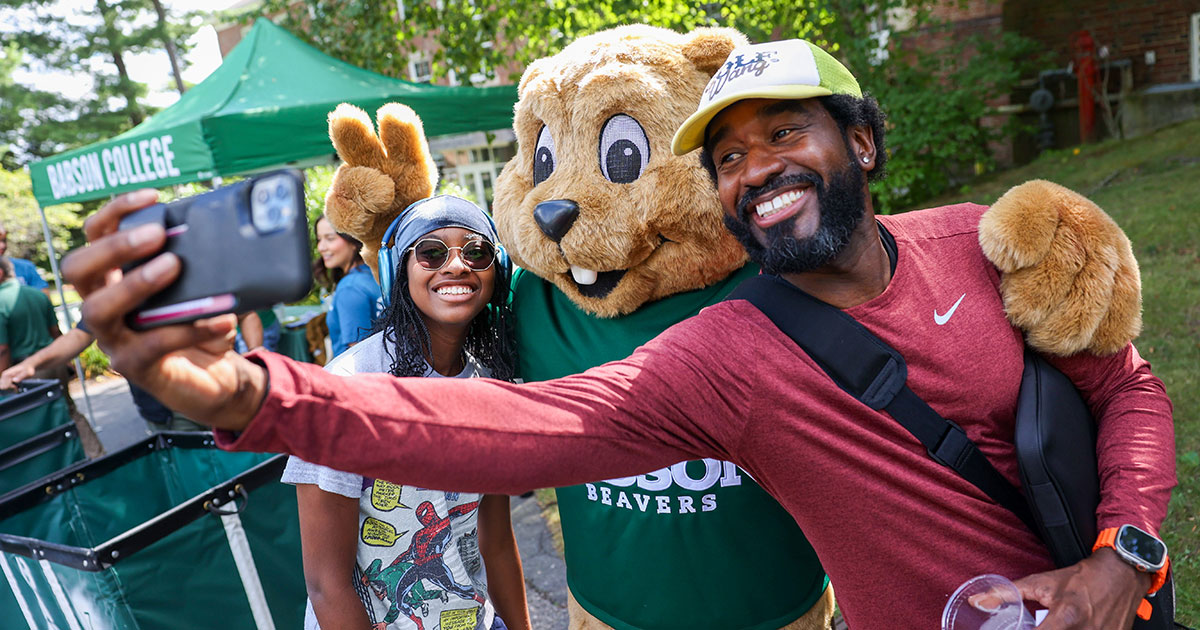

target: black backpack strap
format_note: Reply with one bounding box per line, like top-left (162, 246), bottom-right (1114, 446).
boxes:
top-left (728, 274), bottom-right (1038, 533)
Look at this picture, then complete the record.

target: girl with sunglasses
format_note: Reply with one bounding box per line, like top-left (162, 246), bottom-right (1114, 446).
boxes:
top-left (283, 196), bottom-right (528, 630)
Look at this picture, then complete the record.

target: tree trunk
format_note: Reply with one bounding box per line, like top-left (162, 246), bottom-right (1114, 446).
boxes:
top-left (95, 0), bottom-right (144, 127)
top-left (150, 0), bottom-right (186, 94)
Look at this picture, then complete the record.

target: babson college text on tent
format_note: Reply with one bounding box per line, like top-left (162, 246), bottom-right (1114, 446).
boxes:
top-left (44, 134), bottom-right (183, 201)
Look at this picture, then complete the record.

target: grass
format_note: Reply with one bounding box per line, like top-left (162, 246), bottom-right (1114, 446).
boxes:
top-left (78, 341), bottom-right (112, 379)
top-left (534, 488), bottom-right (565, 554)
top-left (919, 118), bottom-right (1200, 623)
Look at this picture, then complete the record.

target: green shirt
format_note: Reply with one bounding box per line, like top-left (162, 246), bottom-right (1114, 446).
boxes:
top-left (0, 279), bottom-right (58, 362)
top-left (512, 266), bottom-right (827, 630)
top-left (256, 308), bottom-right (278, 329)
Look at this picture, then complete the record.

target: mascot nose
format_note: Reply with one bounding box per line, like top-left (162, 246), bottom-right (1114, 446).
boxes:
top-left (534, 199), bottom-right (580, 243)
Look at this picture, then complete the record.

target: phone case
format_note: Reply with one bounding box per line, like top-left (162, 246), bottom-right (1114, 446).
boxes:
top-left (120, 170), bottom-right (312, 329)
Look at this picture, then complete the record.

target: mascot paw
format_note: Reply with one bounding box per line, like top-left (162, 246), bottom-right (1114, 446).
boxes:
top-left (979, 180), bottom-right (1141, 356)
top-left (324, 102), bottom-right (438, 277)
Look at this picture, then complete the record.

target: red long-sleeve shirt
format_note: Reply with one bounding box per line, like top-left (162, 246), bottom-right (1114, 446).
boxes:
top-left (219, 204), bottom-right (1174, 629)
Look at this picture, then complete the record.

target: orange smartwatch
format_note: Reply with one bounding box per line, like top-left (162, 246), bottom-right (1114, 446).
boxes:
top-left (1093, 524), bottom-right (1169, 620)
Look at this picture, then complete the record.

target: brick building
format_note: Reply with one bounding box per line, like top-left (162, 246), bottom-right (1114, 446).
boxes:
top-left (910, 0), bottom-right (1200, 162)
top-left (1005, 0), bottom-right (1198, 87)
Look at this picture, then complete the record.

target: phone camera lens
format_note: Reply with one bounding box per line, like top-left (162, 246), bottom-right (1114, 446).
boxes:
top-left (256, 189), bottom-right (270, 204)
top-left (276, 184), bottom-right (288, 200)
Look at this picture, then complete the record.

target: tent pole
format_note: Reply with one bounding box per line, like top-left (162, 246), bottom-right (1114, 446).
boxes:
top-left (35, 202), bottom-right (99, 436)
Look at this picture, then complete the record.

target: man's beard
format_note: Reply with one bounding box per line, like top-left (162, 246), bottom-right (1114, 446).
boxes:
top-left (724, 160), bottom-right (866, 275)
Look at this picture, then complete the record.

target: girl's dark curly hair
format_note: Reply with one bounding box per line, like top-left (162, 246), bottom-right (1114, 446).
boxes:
top-left (373, 249), bottom-right (518, 383)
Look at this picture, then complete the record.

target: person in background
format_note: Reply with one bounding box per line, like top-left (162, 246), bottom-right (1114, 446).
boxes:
top-left (0, 321), bottom-right (106, 454)
top-left (0, 256), bottom-right (59, 374)
top-left (315, 216), bottom-right (380, 358)
top-left (0, 255), bottom-right (104, 455)
top-left (0, 325), bottom-right (90, 390)
top-left (282, 196), bottom-right (529, 630)
top-left (236, 309), bottom-right (282, 353)
top-left (0, 319), bottom-right (175, 437)
top-left (0, 223), bottom-right (51, 294)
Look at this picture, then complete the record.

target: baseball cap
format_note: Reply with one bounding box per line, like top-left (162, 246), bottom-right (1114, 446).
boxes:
top-left (671, 39), bottom-right (863, 155)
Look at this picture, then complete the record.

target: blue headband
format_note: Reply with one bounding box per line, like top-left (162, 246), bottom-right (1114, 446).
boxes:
top-left (378, 195), bottom-right (504, 305)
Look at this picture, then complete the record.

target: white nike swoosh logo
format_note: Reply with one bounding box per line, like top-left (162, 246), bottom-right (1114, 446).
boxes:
top-left (934, 293), bottom-right (966, 326)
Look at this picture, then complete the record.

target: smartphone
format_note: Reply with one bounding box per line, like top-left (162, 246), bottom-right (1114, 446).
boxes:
top-left (119, 170), bottom-right (312, 329)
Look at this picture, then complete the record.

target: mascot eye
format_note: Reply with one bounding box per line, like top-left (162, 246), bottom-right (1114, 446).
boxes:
top-left (533, 125), bottom-right (556, 186)
top-left (598, 114), bottom-right (650, 184)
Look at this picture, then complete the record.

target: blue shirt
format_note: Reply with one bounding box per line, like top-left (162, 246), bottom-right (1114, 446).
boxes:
top-left (10, 258), bottom-right (48, 290)
top-left (327, 264), bottom-right (381, 358)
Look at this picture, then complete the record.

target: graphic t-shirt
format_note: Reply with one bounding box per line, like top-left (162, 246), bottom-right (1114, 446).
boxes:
top-left (282, 332), bottom-right (495, 630)
top-left (511, 264), bottom-right (828, 630)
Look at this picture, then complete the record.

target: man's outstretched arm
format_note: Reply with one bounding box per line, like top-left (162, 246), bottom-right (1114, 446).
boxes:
top-left (63, 190), bottom-right (747, 494)
top-left (215, 342), bottom-right (742, 494)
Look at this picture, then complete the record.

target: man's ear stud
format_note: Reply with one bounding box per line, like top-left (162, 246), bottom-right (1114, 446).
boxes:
top-left (862, 156), bottom-right (870, 163)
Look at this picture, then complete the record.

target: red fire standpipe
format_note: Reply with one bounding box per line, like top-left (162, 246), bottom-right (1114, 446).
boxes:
top-left (1074, 30), bottom-right (1098, 143)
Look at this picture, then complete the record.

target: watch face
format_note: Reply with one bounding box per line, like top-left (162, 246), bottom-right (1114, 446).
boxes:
top-left (1118, 525), bottom-right (1167, 568)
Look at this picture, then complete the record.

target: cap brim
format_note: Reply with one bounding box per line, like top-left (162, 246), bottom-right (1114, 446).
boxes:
top-left (671, 85), bottom-right (834, 156)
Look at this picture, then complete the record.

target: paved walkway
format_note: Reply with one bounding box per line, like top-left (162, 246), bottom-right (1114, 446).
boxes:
top-left (69, 375), bottom-right (571, 628)
top-left (70, 375), bottom-right (157, 454)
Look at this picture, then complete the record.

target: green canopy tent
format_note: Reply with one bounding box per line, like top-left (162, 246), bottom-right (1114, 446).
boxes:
top-left (20, 15), bottom-right (518, 462)
top-left (27, 17), bottom-right (518, 206)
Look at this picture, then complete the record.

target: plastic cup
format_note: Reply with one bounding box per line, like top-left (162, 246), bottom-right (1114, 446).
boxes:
top-left (942, 574), bottom-right (1035, 630)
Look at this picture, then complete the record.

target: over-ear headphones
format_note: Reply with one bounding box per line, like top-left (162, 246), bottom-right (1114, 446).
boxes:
top-left (378, 215), bottom-right (402, 307)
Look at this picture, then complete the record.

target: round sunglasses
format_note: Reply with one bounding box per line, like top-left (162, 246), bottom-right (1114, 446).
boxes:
top-left (407, 237), bottom-right (497, 272)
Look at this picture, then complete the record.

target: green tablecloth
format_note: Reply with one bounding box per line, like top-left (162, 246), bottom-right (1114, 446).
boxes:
top-left (278, 327), bottom-right (312, 363)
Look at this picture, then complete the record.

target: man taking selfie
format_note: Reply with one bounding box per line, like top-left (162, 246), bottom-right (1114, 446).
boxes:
top-left (64, 38), bottom-right (1174, 630)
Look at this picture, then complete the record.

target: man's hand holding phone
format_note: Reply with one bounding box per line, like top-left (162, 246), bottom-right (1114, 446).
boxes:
top-left (62, 189), bottom-right (266, 432)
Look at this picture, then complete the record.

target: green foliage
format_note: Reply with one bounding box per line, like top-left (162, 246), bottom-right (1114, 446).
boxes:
top-left (79, 341), bottom-right (111, 379)
top-left (245, 2), bottom-right (409, 78)
top-left (296, 164), bottom-right (337, 302)
top-left (0, 0), bottom-right (194, 165)
top-left (302, 165), bottom-right (337, 225)
top-left (0, 167), bottom-right (84, 273)
top-left (866, 30), bottom-right (1042, 211)
top-left (158, 177), bottom-right (239, 203)
top-left (249, 0), bottom-right (719, 84)
top-left (437, 180), bottom-right (476, 203)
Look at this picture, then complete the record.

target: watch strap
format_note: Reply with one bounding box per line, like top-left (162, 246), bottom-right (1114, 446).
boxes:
top-left (1136, 597), bottom-right (1153, 621)
top-left (1093, 527), bottom-right (1170, 596)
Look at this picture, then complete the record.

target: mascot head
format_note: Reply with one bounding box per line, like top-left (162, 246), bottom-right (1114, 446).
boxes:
top-left (493, 25), bottom-right (750, 317)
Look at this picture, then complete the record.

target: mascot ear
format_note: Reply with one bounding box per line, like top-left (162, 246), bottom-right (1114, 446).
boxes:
top-left (680, 28), bottom-right (747, 76)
